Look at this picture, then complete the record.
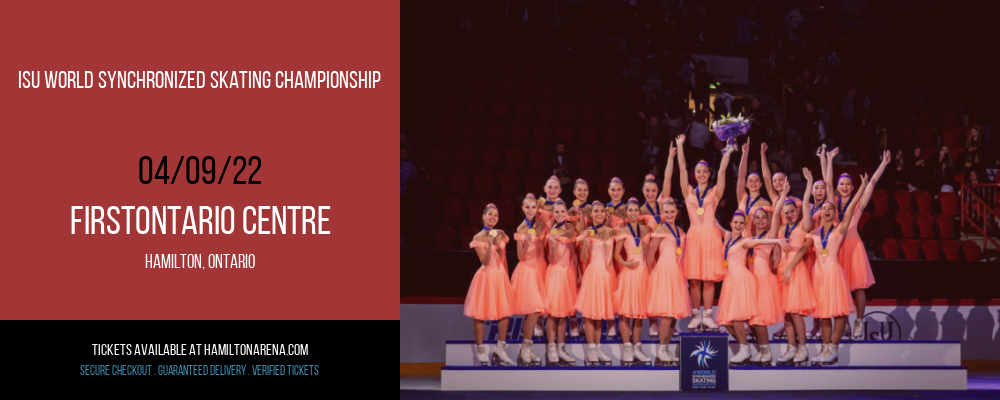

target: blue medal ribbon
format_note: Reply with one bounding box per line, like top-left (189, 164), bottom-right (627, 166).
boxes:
top-left (663, 222), bottom-right (681, 249)
top-left (550, 220), bottom-right (566, 233)
top-left (590, 223), bottom-right (604, 235)
top-left (645, 202), bottom-right (661, 224)
top-left (524, 217), bottom-right (535, 230)
top-left (627, 222), bottom-right (641, 248)
top-left (724, 235), bottom-right (742, 261)
top-left (837, 196), bottom-right (852, 221)
top-left (744, 195), bottom-right (761, 215)
top-left (694, 185), bottom-right (709, 210)
top-left (784, 220), bottom-right (799, 239)
top-left (606, 201), bottom-right (623, 214)
top-left (820, 224), bottom-right (834, 251)
top-left (747, 231), bottom-right (767, 258)
top-left (811, 203), bottom-right (821, 218)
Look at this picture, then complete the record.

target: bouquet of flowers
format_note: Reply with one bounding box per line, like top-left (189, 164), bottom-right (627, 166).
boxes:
top-left (711, 113), bottom-right (752, 151)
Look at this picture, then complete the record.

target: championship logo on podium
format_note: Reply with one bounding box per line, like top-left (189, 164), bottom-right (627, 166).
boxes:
top-left (680, 333), bottom-right (729, 391)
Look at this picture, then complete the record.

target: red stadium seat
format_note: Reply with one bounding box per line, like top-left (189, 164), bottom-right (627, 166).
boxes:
top-left (465, 198), bottom-right (490, 227)
top-left (501, 58), bottom-right (520, 75)
top-left (897, 125), bottom-right (913, 147)
top-left (874, 213), bottom-right (896, 238)
top-left (492, 198), bottom-right (518, 228)
top-left (577, 150), bottom-right (597, 176)
top-left (601, 126), bottom-right (621, 148)
top-left (473, 76), bottom-right (493, 95)
top-left (495, 76), bottom-right (515, 97)
top-left (555, 124), bottom-right (576, 146)
top-left (858, 211), bottom-right (872, 233)
top-left (917, 106), bottom-right (935, 127)
top-left (558, 102), bottom-right (579, 124)
top-left (531, 123), bottom-right (554, 149)
top-left (943, 127), bottom-right (963, 150)
top-left (435, 226), bottom-right (459, 250)
top-left (427, 167), bottom-right (445, 192)
top-left (941, 105), bottom-right (960, 128)
top-left (523, 59), bottom-right (541, 76)
top-left (578, 125), bottom-right (599, 149)
top-left (598, 151), bottom-right (620, 175)
top-left (920, 240), bottom-right (941, 261)
top-left (498, 171), bottom-right (522, 198)
top-left (439, 197), bottom-right (465, 226)
top-left (914, 212), bottom-right (935, 238)
top-left (881, 238), bottom-right (899, 259)
top-left (485, 121), bottom-right (507, 147)
top-left (581, 103), bottom-right (601, 125)
top-left (913, 191), bottom-right (932, 213)
top-left (536, 100), bottom-right (556, 122)
top-left (444, 93), bottom-right (463, 117)
top-left (523, 172), bottom-right (546, 193)
top-left (938, 192), bottom-right (959, 217)
top-left (467, 95), bottom-right (488, 118)
top-left (602, 104), bottom-right (622, 126)
top-left (960, 241), bottom-right (980, 261)
top-left (517, 78), bottom-right (537, 98)
top-left (527, 147), bottom-right (547, 171)
top-left (461, 120), bottom-right (482, 143)
top-left (454, 143), bottom-right (476, 170)
top-left (916, 127), bottom-right (934, 146)
top-left (893, 190), bottom-right (913, 214)
top-left (941, 240), bottom-right (961, 261)
top-left (490, 97), bottom-right (511, 119)
top-left (540, 80), bottom-right (559, 100)
top-left (585, 84), bottom-right (603, 103)
top-left (503, 147), bottom-right (527, 172)
top-left (895, 212), bottom-right (915, 238)
top-left (935, 214), bottom-right (955, 239)
top-left (604, 84), bottom-right (623, 103)
top-left (480, 147), bottom-right (502, 170)
top-left (458, 226), bottom-right (479, 248)
top-left (513, 98), bottom-right (534, 121)
top-left (430, 142), bottom-right (452, 167)
top-left (508, 121), bottom-right (530, 148)
top-left (899, 239), bottom-right (920, 260)
top-left (448, 170), bottom-right (472, 197)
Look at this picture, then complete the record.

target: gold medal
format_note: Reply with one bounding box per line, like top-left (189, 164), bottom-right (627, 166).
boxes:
top-left (676, 248), bottom-right (683, 256)
top-left (588, 229), bottom-right (595, 236)
top-left (633, 247), bottom-right (642, 255)
top-left (821, 249), bottom-right (828, 257)
top-left (783, 249), bottom-right (789, 253)
top-left (697, 207), bottom-right (705, 215)
top-left (748, 256), bottom-right (755, 265)
top-left (723, 260), bottom-right (728, 268)
top-left (573, 199), bottom-right (581, 206)
top-left (527, 228), bottom-right (536, 236)
top-left (551, 228), bottom-right (559, 236)
top-left (489, 230), bottom-right (498, 237)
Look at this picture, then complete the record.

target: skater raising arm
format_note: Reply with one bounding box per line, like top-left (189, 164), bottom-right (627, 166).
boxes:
top-left (742, 236), bottom-right (790, 251)
top-left (676, 134), bottom-right (692, 198)
top-left (838, 174), bottom-right (869, 236)
top-left (736, 139), bottom-right (750, 200)
top-left (661, 143), bottom-right (676, 203)
top-left (713, 145), bottom-right (734, 200)
top-left (761, 142), bottom-right (778, 201)
top-left (770, 184), bottom-right (790, 239)
top-left (800, 168), bottom-right (815, 232)
top-left (824, 146), bottom-right (838, 198)
top-left (856, 150), bottom-right (892, 210)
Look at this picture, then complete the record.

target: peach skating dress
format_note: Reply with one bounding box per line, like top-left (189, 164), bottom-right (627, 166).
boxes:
top-left (574, 228), bottom-right (617, 320)
top-left (810, 226), bottom-right (857, 318)
top-left (638, 201), bottom-right (663, 231)
top-left (807, 203), bottom-right (822, 276)
top-left (684, 186), bottom-right (724, 281)
top-left (779, 221), bottom-right (817, 316)
top-left (464, 235), bottom-right (519, 320)
top-left (613, 224), bottom-right (650, 319)
top-left (606, 201), bottom-right (626, 276)
top-left (647, 225), bottom-right (691, 318)
top-left (510, 227), bottom-right (548, 315)
top-left (544, 223), bottom-right (578, 318)
top-left (839, 202), bottom-right (875, 290)
top-left (748, 232), bottom-right (785, 326)
top-left (715, 236), bottom-right (759, 326)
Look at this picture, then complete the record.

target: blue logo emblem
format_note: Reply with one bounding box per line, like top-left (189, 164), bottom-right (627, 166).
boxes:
top-left (690, 340), bottom-right (718, 368)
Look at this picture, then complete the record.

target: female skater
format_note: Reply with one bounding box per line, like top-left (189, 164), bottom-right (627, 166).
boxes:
top-left (575, 201), bottom-right (617, 366)
top-left (464, 203), bottom-right (517, 366)
top-left (788, 174), bottom-right (868, 365)
top-left (774, 169), bottom-right (817, 366)
top-left (543, 199), bottom-right (578, 366)
top-left (535, 176), bottom-right (581, 337)
top-left (639, 143), bottom-right (676, 337)
top-left (510, 194), bottom-right (547, 366)
top-left (807, 146), bottom-right (833, 339)
top-left (760, 144), bottom-right (791, 340)
top-left (675, 134), bottom-right (734, 332)
top-left (614, 198), bottom-right (653, 366)
top-left (736, 139), bottom-right (772, 216)
top-left (646, 197), bottom-right (690, 365)
top-left (715, 210), bottom-right (789, 365)
top-left (746, 195), bottom-right (787, 365)
top-left (825, 149), bottom-right (891, 340)
top-left (603, 176), bottom-right (627, 337)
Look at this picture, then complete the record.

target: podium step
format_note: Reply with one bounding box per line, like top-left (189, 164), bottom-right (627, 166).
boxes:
top-left (440, 365), bottom-right (967, 391)
top-left (445, 339), bottom-right (961, 367)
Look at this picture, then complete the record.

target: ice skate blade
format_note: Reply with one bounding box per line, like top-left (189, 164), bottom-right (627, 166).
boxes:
top-left (751, 361), bottom-right (773, 367)
top-left (794, 361), bottom-right (811, 367)
top-left (654, 360), bottom-right (678, 367)
top-left (517, 359), bottom-right (541, 367)
top-left (622, 361), bottom-right (650, 367)
top-left (545, 360), bottom-right (573, 367)
top-left (730, 360), bottom-right (750, 366)
top-left (775, 360), bottom-right (795, 366)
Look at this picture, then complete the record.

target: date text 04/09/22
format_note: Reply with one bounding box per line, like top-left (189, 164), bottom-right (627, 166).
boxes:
top-left (140, 156), bottom-right (260, 184)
